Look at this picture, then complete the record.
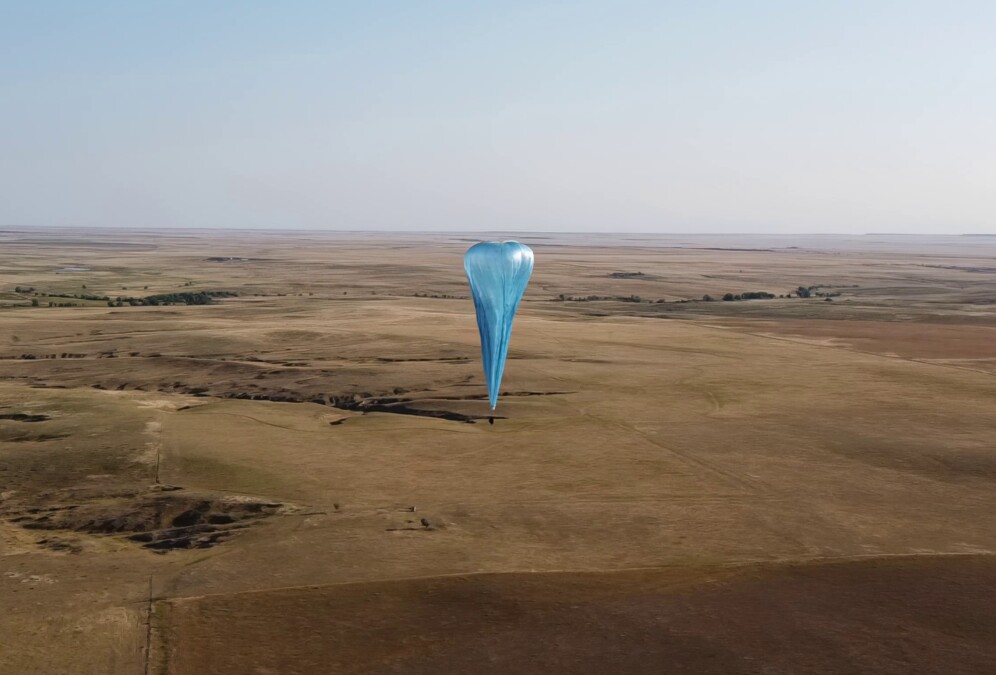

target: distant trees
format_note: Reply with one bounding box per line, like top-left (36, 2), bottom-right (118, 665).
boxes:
top-left (110, 291), bottom-right (238, 307)
top-left (42, 292), bottom-right (110, 302)
top-left (413, 292), bottom-right (464, 300)
top-left (792, 285), bottom-right (842, 299)
top-left (720, 291), bottom-right (776, 301)
top-left (30, 298), bottom-right (39, 307)
top-left (550, 285), bottom-right (846, 307)
top-left (557, 294), bottom-right (643, 303)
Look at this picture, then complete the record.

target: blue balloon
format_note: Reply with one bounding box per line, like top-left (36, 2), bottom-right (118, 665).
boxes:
top-left (464, 241), bottom-right (534, 410)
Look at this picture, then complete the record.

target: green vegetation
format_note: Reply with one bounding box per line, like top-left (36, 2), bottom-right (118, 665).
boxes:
top-left (9, 289), bottom-right (111, 308)
top-left (44, 292), bottom-right (111, 302)
top-left (558, 294), bottom-right (645, 303)
top-left (554, 286), bottom-right (851, 305)
top-left (6, 285), bottom-right (238, 308)
top-left (412, 292), bottom-right (466, 299)
top-left (722, 291), bottom-right (775, 301)
top-left (108, 291), bottom-right (238, 307)
top-left (793, 285), bottom-right (842, 299)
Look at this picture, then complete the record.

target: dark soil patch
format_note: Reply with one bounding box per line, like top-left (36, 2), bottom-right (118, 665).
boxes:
top-left (608, 271), bottom-right (655, 279)
top-left (2, 432), bottom-right (69, 443)
top-left (0, 413), bottom-right (50, 422)
top-left (5, 489), bottom-right (286, 553)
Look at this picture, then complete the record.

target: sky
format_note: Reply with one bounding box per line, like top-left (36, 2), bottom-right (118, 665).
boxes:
top-left (1, 1), bottom-right (994, 234)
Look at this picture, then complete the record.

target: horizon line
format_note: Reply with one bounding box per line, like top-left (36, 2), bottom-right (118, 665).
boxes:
top-left (1, 224), bottom-right (992, 237)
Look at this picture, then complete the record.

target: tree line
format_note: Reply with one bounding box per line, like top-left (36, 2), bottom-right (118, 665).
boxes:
top-left (11, 287), bottom-right (238, 308)
top-left (555, 283), bottom-right (853, 304)
top-left (107, 291), bottom-right (238, 306)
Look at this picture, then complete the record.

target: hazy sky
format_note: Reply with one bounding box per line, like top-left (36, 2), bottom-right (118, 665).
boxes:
top-left (2, 1), bottom-right (994, 233)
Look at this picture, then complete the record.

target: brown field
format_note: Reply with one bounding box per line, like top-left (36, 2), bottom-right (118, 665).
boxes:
top-left (161, 557), bottom-right (996, 675)
top-left (1, 228), bottom-right (995, 674)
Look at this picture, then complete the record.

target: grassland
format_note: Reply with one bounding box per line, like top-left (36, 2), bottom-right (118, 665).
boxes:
top-left (1, 228), bottom-right (995, 674)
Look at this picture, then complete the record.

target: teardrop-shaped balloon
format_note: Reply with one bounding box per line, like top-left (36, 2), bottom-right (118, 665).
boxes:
top-left (464, 241), bottom-right (534, 410)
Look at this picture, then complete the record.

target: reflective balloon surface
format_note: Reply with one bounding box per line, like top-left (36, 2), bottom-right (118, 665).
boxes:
top-left (464, 241), bottom-right (534, 410)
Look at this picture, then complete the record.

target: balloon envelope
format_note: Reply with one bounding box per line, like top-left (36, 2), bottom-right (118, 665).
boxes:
top-left (464, 241), bottom-right (534, 410)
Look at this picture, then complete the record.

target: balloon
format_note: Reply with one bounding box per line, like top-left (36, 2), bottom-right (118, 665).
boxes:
top-left (464, 241), bottom-right (534, 411)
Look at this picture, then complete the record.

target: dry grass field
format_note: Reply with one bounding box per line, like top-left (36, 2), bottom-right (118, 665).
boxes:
top-left (2, 228), bottom-right (995, 674)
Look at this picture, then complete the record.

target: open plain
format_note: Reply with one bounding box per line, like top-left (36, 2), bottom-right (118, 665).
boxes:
top-left (2, 228), bottom-right (996, 674)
